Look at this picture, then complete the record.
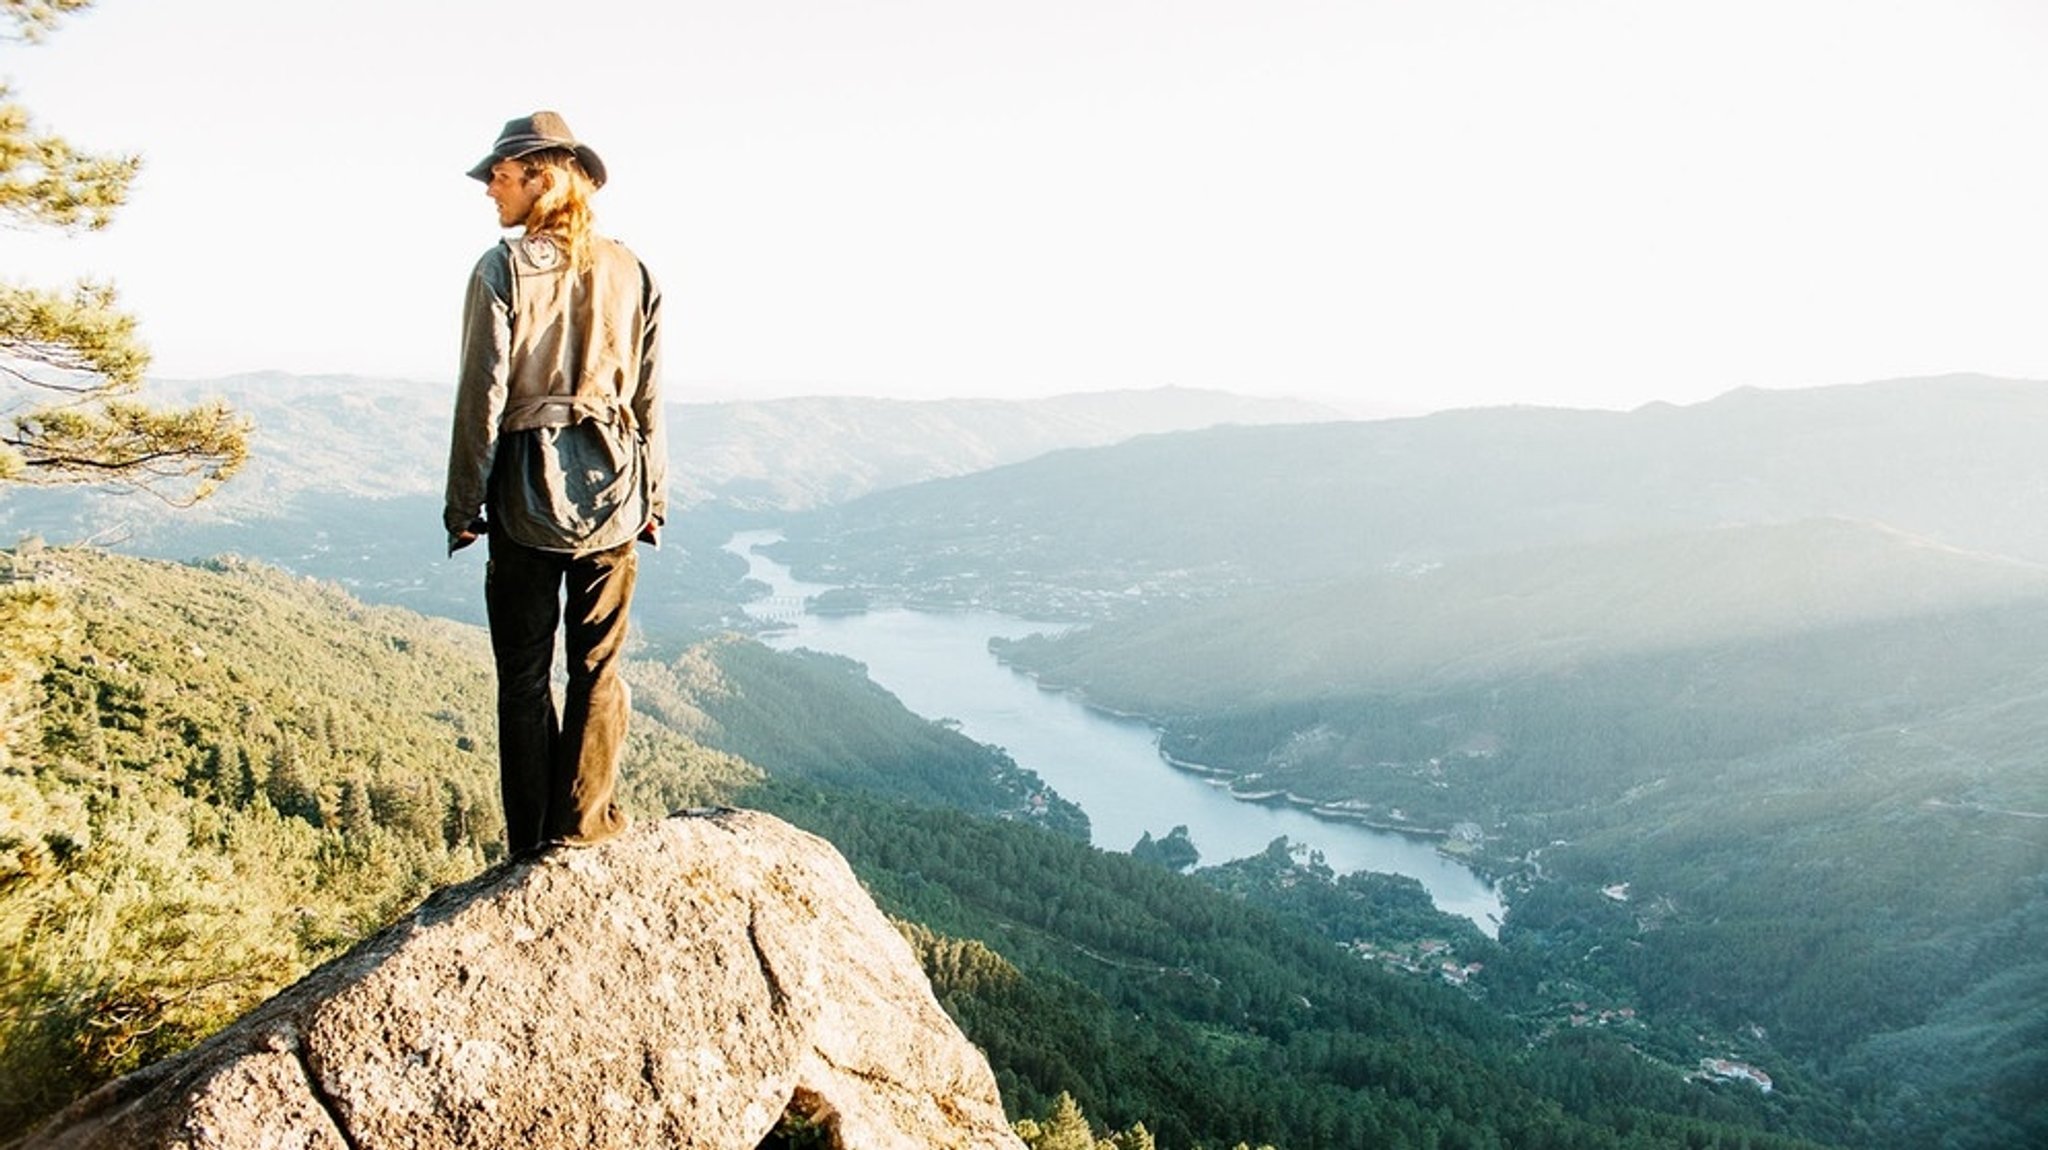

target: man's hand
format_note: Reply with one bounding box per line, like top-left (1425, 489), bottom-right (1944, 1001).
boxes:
top-left (638, 519), bottom-right (661, 547)
top-left (448, 517), bottom-right (488, 555)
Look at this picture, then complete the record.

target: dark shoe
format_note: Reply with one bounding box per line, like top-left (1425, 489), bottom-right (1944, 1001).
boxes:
top-left (510, 839), bottom-right (558, 863)
top-left (552, 809), bottom-right (632, 850)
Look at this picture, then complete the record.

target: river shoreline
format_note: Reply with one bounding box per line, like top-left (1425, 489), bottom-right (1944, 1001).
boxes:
top-left (726, 528), bottom-right (1506, 932)
top-left (998, 654), bottom-right (1472, 845)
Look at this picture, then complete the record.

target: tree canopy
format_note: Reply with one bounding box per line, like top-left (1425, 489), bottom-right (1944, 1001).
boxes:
top-left (0, 0), bottom-right (246, 504)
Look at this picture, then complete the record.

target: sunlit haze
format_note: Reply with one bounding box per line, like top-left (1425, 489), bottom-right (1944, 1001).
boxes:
top-left (8, 0), bottom-right (2046, 414)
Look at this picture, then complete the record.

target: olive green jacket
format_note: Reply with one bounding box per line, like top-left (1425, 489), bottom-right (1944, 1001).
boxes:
top-left (443, 231), bottom-right (667, 555)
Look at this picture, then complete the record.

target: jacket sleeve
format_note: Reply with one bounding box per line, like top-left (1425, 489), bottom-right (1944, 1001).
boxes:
top-left (632, 260), bottom-right (668, 525)
top-left (444, 247), bottom-right (513, 542)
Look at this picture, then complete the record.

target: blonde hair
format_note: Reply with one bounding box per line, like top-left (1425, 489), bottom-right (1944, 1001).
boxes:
top-left (518, 149), bottom-right (598, 266)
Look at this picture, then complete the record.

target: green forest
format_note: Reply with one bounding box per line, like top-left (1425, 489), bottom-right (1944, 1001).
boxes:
top-left (990, 542), bottom-right (2048, 1148)
top-left (0, 547), bottom-right (1886, 1147)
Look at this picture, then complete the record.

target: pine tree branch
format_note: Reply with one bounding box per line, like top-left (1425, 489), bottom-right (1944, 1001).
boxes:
top-left (0, 359), bottom-right (100, 391)
top-left (4, 397), bottom-right (250, 505)
top-left (0, 282), bottom-right (148, 387)
top-left (0, 90), bottom-right (137, 232)
top-left (1, 1), bottom-right (95, 45)
top-left (0, 0), bottom-right (247, 509)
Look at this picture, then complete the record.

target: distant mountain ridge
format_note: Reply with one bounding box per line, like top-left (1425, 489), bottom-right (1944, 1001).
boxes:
top-left (0, 373), bottom-right (1334, 636)
top-left (775, 373), bottom-right (2048, 612)
top-left (993, 517), bottom-right (2048, 708)
top-left (678, 386), bottom-right (1339, 511)
top-left (0, 372), bottom-right (1336, 540)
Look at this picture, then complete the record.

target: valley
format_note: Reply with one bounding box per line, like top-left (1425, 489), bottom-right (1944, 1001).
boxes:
top-left (726, 529), bottom-right (1508, 932)
top-left (760, 374), bottom-right (2048, 1149)
top-left (3, 372), bottom-right (2043, 1147)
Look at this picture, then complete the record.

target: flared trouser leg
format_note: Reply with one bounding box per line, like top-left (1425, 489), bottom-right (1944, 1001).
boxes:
top-left (486, 534), bottom-right (637, 853)
top-left (553, 540), bottom-right (636, 844)
top-left (486, 535), bottom-right (561, 854)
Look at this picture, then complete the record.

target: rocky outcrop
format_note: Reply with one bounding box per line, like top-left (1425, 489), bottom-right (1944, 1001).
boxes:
top-left (18, 809), bottom-right (1023, 1150)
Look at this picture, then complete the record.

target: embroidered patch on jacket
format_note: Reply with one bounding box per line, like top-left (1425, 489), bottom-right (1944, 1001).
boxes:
top-left (520, 235), bottom-right (562, 270)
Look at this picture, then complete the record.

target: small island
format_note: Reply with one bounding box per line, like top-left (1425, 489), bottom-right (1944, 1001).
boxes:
top-left (805, 587), bottom-right (872, 616)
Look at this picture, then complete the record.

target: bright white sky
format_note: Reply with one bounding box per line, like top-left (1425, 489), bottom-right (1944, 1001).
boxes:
top-left (6, 0), bottom-right (2046, 413)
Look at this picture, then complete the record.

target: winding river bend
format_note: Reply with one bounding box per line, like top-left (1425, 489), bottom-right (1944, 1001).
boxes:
top-left (727, 530), bottom-right (1503, 934)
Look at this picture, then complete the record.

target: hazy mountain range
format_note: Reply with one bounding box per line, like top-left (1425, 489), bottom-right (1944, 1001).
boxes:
top-left (0, 373), bottom-right (1331, 634)
top-left (773, 373), bottom-right (2048, 613)
top-left (674, 386), bottom-right (1340, 511)
top-left (0, 372), bottom-right (1335, 544)
top-left (992, 516), bottom-right (2048, 707)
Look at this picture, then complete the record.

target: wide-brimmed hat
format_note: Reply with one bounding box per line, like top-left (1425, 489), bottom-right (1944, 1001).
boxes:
top-left (466, 111), bottom-right (607, 188)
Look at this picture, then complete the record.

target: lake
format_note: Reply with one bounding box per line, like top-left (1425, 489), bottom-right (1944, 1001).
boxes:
top-left (726, 530), bottom-right (1503, 934)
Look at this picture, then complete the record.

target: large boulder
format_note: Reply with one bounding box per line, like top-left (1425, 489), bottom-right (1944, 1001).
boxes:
top-left (18, 809), bottom-right (1023, 1150)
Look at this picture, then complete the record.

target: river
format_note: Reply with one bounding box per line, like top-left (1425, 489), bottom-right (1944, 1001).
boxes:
top-left (725, 530), bottom-right (1503, 934)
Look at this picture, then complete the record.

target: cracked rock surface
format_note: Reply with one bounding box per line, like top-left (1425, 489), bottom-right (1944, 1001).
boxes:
top-left (17, 809), bottom-right (1022, 1150)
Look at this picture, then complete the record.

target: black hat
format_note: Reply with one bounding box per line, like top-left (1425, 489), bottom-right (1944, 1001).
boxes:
top-left (467, 111), bottom-right (607, 188)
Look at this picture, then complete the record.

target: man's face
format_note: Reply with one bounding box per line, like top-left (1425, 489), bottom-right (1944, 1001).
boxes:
top-left (486, 159), bottom-right (542, 229)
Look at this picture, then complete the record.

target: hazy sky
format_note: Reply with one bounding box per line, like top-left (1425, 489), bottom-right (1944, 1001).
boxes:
top-left (8, 0), bottom-right (2046, 413)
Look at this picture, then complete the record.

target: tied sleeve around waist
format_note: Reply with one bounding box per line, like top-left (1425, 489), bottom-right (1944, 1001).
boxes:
top-left (499, 393), bottom-right (641, 434)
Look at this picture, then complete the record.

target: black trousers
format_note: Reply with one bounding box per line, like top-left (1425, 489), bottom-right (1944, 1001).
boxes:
top-left (485, 532), bottom-right (637, 853)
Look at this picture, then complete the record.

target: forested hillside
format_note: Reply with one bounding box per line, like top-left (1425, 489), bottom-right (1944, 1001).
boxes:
top-left (0, 548), bottom-right (752, 1131)
top-left (991, 521), bottom-right (2048, 1145)
top-left (0, 548), bottom-right (1856, 1148)
top-left (852, 386), bottom-right (2048, 1147)
top-left (764, 786), bottom-right (1845, 1150)
top-left (628, 634), bottom-right (1089, 839)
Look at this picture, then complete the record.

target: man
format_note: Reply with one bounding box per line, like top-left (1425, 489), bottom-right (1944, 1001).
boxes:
top-left (444, 111), bottom-right (666, 856)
